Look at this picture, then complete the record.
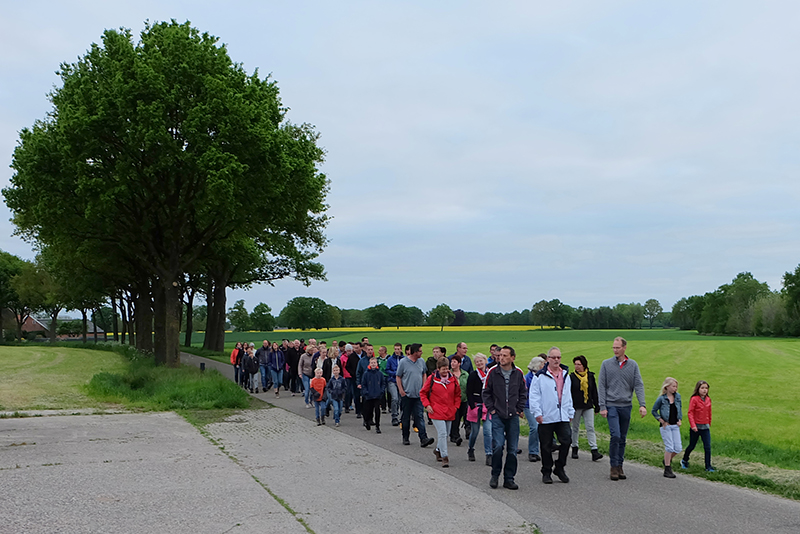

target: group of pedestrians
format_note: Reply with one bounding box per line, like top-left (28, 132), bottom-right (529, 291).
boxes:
top-left (231, 335), bottom-right (715, 490)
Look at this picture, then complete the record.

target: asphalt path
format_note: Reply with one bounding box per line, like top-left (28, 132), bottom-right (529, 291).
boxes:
top-left (185, 352), bottom-right (800, 534)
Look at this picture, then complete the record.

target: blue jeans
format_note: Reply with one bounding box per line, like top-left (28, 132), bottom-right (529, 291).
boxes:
top-left (683, 427), bottom-right (712, 468)
top-left (523, 407), bottom-right (540, 455)
top-left (233, 365), bottom-right (240, 384)
top-left (259, 364), bottom-right (269, 390)
top-left (302, 374), bottom-right (312, 404)
top-left (270, 369), bottom-right (284, 391)
top-left (344, 377), bottom-right (356, 411)
top-left (469, 412), bottom-right (493, 456)
top-left (491, 415), bottom-right (520, 482)
top-left (330, 398), bottom-right (343, 423)
top-left (386, 381), bottom-right (400, 420)
top-left (607, 405), bottom-right (632, 467)
top-left (315, 400), bottom-right (325, 420)
top-left (400, 396), bottom-right (429, 442)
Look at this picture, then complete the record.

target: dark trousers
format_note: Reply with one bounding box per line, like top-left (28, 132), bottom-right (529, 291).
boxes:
top-left (450, 401), bottom-right (468, 441)
top-left (400, 396), bottom-right (429, 441)
top-left (362, 398), bottom-right (382, 427)
top-left (538, 421), bottom-right (571, 475)
top-left (683, 427), bottom-right (712, 468)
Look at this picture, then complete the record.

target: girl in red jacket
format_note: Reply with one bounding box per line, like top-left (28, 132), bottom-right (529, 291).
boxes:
top-left (422, 358), bottom-right (462, 468)
top-left (681, 380), bottom-right (715, 472)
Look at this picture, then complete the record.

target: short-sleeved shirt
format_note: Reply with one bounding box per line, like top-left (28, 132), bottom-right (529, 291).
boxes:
top-left (397, 357), bottom-right (427, 398)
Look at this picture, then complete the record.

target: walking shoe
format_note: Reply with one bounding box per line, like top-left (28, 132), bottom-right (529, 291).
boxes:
top-left (420, 437), bottom-right (435, 448)
top-left (321, 416), bottom-right (325, 425)
top-left (680, 459), bottom-right (689, 469)
top-left (528, 454), bottom-right (541, 462)
top-left (356, 414), bottom-right (362, 419)
top-left (455, 437), bottom-right (463, 446)
top-left (503, 479), bottom-right (519, 490)
top-left (610, 466), bottom-right (619, 481)
top-left (254, 388), bottom-right (259, 394)
top-left (664, 465), bottom-right (676, 478)
top-left (489, 476), bottom-right (499, 489)
top-left (617, 466), bottom-right (626, 479)
top-left (554, 468), bottom-right (570, 483)
top-left (591, 449), bottom-right (604, 461)
top-left (316, 418), bottom-right (321, 426)
top-left (365, 422), bottom-right (371, 431)
top-left (335, 422), bottom-right (340, 427)
top-left (403, 439), bottom-right (411, 446)
top-left (468, 448), bottom-right (475, 461)
top-left (434, 448), bottom-right (442, 462)
top-left (571, 447), bottom-right (579, 459)
top-left (382, 409), bottom-right (387, 414)
top-left (375, 426), bottom-right (381, 434)
top-left (485, 455), bottom-right (492, 466)
top-left (345, 408), bottom-right (350, 414)
top-left (391, 419), bottom-right (400, 427)
top-left (542, 473), bottom-right (553, 484)
top-left (706, 466), bottom-right (716, 472)
top-left (441, 456), bottom-right (449, 468)
top-left (413, 427), bottom-right (419, 433)
top-left (275, 391), bottom-right (279, 398)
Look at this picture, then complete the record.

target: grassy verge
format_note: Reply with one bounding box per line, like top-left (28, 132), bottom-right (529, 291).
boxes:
top-left (86, 356), bottom-right (249, 411)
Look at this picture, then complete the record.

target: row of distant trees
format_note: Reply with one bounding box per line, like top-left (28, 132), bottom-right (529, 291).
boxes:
top-left (671, 267), bottom-right (800, 336)
top-left (220, 297), bottom-right (669, 332)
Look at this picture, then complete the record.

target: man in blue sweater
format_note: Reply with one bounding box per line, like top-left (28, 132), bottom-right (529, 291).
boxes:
top-left (598, 337), bottom-right (647, 481)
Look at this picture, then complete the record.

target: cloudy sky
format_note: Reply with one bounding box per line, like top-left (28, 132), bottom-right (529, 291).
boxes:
top-left (2, 1), bottom-right (799, 316)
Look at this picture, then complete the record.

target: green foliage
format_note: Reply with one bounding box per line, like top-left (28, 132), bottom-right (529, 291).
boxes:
top-left (365, 303), bottom-right (391, 328)
top-left (697, 272), bottom-right (771, 335)
top-left (57, 320), bottom-right (83, 336)
top-left (278, 297), bottom-right (330, 329)
top-left (249, 303), bottom-right (274, 331)
top-left (643, 298), bottom-right (663, 328)
top-left (427, 303), bottom-right (454, 331)
top-left (227, 299), bottom-right (252, 332)
top-left (783, 264), bottom-right (800, 335)
top-left (86, 357), bottom-right (249, 410)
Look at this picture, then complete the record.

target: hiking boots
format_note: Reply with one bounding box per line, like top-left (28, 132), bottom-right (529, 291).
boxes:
top-left (664, 464), bottom-right (676, 478)
top-left (528, 453), bottom-right (541, 462)
top-left (571, 447), bottom-right (579, 459)
top-left (420, 437), bottom-right (434, 448)
top-left (542, 472), bottom-right (553, 484)
top-left (591, 449), bottom-right (603, 461)
top-left (442, 456), bottom-right (449, 468)
top-left (617, 466), bottom-right (626, 479)
top-left (503, 479), bottom-right (518, 490)
top-left (610, 466), bottom-right (619, 481)
top-left (468, 448), bottom-right (475, 461)
top-left (486, 454), bottom-right (492, 466)
top-left (316, 418), bottom-right (321, 426)
top-left (489, 475), bottom-right (499, 489)
top-left (320, 416), bottom-right (325, 425)
top-left (434, 448), bottom-right (442, 462)
top-left (554, 468), bottom-right (570, 483)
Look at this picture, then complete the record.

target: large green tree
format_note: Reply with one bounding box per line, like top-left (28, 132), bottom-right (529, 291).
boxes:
top-left (279, 297), bottom-right (329, 330)
top-left (5, 21), bottom-right (328, 366)
top-left (427, 303), bottom-right (454, 331)
top-left (643, 299), bottom-right (663, 329)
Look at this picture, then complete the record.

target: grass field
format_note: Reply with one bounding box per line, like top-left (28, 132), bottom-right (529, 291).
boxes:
top-left (0, 345), bottom-right (129, 411)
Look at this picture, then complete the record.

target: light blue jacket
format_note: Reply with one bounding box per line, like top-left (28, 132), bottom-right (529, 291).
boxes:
top-left (651, 392), bottom-right (682, 423)
top-left (529, 366), bottom-right (574, 423)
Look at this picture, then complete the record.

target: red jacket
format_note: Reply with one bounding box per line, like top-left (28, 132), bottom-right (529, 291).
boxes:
top-left (687, 395), bottom-right (712, 428)
top-left (420, 373), bottom-right (461, 421)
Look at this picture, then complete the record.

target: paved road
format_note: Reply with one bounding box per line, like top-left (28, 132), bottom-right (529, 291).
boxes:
top-left (185, 352), bottom-right (800, 534)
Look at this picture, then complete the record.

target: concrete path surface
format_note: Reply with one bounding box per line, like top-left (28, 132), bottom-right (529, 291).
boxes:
top-left (184, 352), bottom-right (800, 534)
top-left (2, 352), bottom-right (798, 534)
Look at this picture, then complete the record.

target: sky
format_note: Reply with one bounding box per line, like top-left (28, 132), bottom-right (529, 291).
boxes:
top-left (2, 1), bottom-right (799, 316)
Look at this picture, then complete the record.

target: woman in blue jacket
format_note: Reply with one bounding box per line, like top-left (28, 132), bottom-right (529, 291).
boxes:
top-left (267, 342), bottom-right (286, 398)
top-left (651, 377), bottom-right (682, 478)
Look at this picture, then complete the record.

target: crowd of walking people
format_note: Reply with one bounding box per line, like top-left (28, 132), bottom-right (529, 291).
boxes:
top-left (229, 336), bottom-right (714, 489)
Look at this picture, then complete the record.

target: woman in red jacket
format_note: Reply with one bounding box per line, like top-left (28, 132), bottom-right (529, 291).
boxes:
top-left (421, 358), bottom-right (462, 468)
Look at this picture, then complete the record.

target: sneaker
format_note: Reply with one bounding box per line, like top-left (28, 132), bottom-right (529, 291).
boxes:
top-left (528, 454), bottom-right (540, 462)
top-left (403, 438), bottom-right (410, 446)
top-left (705, 466), bottom-right (716, 472)
top-left (392, 419), bottom-right (400, 427)
top-left (489, 476), bottom-right (499, 489)
top-left (356, 414), bottom-right (362, 419)
top-left (542, 473), bottom-right (553, 484)
top-left (485, 454), bottom-right (492, 466)
top-left (420, 437), bottom-right (435, 448)
top-left (680, 459), bottom-right (689, 469)
top-left (335, 422), bottom-right (340, 427)
top-left (503, 479), bottom-right (519, 490)
top-left (365, 422), bottom-right (371, 431)
top-left (375, 427), bottom-right (381, 434)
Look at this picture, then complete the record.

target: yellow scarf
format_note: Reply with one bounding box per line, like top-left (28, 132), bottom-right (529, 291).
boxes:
top-left (575, 370), bottom-right (589, 404)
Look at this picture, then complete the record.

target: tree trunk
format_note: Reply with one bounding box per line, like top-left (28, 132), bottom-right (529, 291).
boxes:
top-left (92, 308), bottom-right (98, 342)
top-left (126, 293), bottom-right (136, 347)
top-left (81, 309), bottom-right (88, 343)
top-left (135, 284), bottom-right (154, 353)
top-left (202, 277), bottom-right (218, 351)
top-left (49, 309), bottom-right (60, 344)
top-left (119, 294), bottom-right (127, 344)
top-left (152, 277), bottom-right (181, 367)
top-left (111, 296), bottom-right (119, 342)
top-left (207, 277), bottom-right (227, 352)
top-left (184, 289), bottom-right (195, 347)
